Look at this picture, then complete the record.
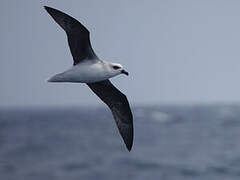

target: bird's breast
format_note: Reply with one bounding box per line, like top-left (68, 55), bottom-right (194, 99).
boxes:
top-left (56, 62), bottom-right (113, 83)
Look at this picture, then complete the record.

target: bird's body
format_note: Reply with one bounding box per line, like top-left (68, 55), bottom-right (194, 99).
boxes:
top-left (45, 6), bottom-right (133, 151)
top-left (49, 60), bottom-right (115, 83)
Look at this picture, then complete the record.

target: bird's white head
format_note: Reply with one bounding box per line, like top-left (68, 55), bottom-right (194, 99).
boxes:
top-left (107, 62), bottom-right (129, 77)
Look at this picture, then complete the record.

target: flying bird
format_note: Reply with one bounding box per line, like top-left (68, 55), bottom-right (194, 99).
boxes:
top-left (44, 6), bottom-right (133, 151)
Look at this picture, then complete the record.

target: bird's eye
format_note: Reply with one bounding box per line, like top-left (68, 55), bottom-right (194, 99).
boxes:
top-left (113, 66), bottom-right (120, 70)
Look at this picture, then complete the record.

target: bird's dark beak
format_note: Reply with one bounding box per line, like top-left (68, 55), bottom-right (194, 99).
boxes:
top-left (121, 69), bottom-right (129, 76)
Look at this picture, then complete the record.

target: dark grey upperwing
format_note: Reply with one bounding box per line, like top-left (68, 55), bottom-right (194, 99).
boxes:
top-left (44, 6), bottom-right (98, 65)
top-left (87, 80), bottom-right (134, 151)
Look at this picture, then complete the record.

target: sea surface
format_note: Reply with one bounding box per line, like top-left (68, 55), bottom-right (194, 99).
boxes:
top-left (1, 105), bottom-right (240, 180)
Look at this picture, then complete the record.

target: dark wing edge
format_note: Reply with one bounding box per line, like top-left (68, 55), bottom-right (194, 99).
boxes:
top-left (44, 6), bottom-right (98, 65)
top-left (87, 80), bottom-right (134, 151)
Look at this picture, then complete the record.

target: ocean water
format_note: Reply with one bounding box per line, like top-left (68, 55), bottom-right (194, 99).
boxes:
top-left (1, 105), bottom-right (240, 180)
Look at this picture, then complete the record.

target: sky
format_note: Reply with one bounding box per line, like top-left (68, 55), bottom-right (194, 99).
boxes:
top-left (1, 0), bottom-right (240, 107)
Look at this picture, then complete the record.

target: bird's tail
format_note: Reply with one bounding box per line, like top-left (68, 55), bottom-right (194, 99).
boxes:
top-left (47, 73), bottom-right (65, 82)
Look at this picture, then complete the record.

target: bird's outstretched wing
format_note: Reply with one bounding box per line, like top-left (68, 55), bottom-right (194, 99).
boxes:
top-left (87, 80), bottom-right (134, 151)
top-left (44, 6), bottom-right (98, 65)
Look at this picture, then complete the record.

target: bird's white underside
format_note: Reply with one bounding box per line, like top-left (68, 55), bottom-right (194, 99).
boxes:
top-left (48, 60), bottom-right (122, 83)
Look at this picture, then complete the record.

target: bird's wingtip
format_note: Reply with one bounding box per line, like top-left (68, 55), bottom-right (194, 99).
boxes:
top-left (127, 145), bottom-right (132, 152)
top-left (126, 140), bottom-right (133, 152)
top-left (123, 130), bottom-right (133, 152)
top-left (44, 6), bottom-right (56, 14)
top-left (44, 6), bottom-right (50, 10)
top-left (43, 6), bottom-right (48, 10)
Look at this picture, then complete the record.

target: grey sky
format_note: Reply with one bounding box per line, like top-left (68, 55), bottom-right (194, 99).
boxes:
top-left (1, 0), bottom-right (240, 106)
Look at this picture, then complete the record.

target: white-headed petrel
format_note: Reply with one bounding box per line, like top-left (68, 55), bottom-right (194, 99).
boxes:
top-left (44, 6), bottom-right (133, 151)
